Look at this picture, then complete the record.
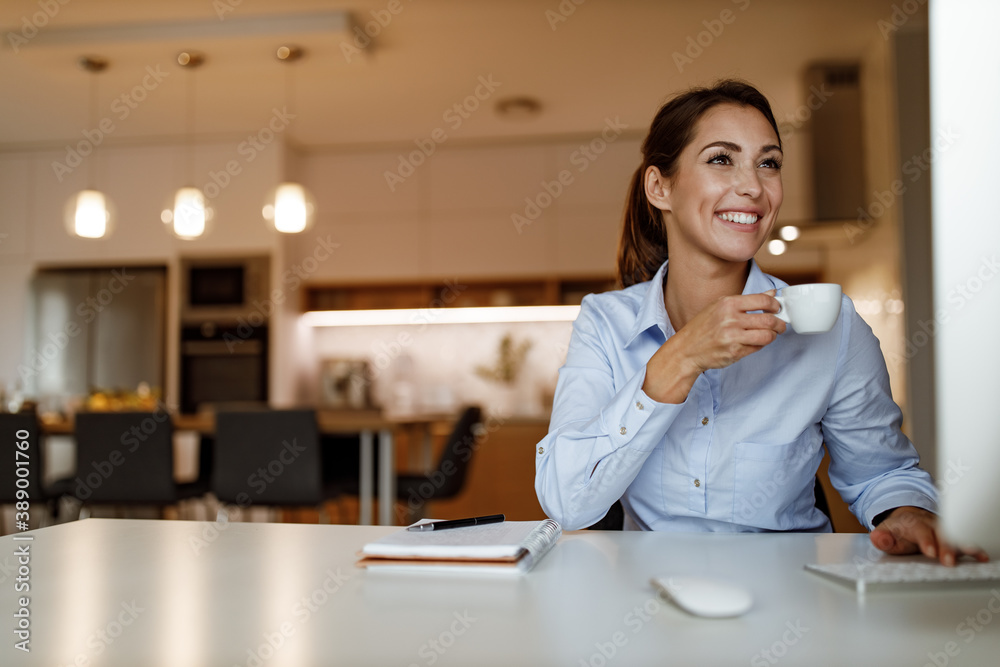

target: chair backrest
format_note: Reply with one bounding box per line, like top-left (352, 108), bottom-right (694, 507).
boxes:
top-left (212, 409), bottom-right (322, 506)
top-left (429, 406), bottom-right (483, 499)
top-left (74, 411), bottom-right (177, 503)
top-left (0, 413), bottom-right (46, 504)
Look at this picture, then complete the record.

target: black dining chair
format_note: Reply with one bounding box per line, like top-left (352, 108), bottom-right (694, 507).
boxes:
top-left (72, 411), bottom-right (208, 518)
top-left (336, 406), bottom-right (484, 523)
top-left (212, 409), bottom-right (333, 521)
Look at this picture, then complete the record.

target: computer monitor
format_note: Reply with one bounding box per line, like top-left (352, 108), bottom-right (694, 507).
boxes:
top-left (930, 0), bottom-right (1000, 554)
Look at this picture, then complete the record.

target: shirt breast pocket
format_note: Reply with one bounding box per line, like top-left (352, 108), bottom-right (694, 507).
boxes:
top-left (732, 436), bottom-right (823, 531)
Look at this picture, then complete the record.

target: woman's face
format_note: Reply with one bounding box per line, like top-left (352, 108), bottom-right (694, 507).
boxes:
top-left (651, 103), bottom-right (783, 267)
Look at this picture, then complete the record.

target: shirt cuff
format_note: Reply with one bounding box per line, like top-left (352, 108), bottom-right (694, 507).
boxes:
top-left (601, 367), bottom-right (686, 455)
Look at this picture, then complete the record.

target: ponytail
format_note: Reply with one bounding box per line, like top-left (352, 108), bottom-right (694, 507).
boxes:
top-left (615, 79), bottom-right (781, 288)
top-left (617, 166), bottom-right (669, 288)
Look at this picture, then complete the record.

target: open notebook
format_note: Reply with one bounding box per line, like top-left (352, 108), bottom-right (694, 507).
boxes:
top-left (357, 519), bottom-right (562, 574)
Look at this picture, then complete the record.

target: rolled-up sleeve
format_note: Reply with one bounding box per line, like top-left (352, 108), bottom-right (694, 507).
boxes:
top-left (535, 296), bottom-right (684, 529)
top-left (821, 299), bottom-right (938, 529)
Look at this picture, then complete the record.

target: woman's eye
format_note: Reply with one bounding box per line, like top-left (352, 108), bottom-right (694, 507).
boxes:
top-left (707, 153), bottom-right (732, 165)
top-left (759, 158), bottom-right (782, 169)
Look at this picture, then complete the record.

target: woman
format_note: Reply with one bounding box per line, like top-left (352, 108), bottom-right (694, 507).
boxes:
top-left (534, 80), bottom-right (985, 565)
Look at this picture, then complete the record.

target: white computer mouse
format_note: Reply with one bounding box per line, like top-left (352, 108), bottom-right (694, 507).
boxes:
top-left (650, 575), bottom-right (753, 618)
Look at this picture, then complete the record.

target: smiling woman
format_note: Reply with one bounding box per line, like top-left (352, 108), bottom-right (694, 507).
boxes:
top-left (533, 80), bottom-right (985, 568)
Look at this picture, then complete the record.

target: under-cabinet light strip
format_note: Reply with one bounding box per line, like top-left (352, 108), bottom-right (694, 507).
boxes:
top-left (303, 305), bottom-right (581, 327)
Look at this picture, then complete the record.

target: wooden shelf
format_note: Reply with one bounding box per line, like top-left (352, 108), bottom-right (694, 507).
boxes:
top-left (303, 275), bottom-right (617, 312)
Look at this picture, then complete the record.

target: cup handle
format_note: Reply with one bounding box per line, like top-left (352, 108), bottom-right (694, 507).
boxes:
top-left (774, 295), bottom-right (790, 324)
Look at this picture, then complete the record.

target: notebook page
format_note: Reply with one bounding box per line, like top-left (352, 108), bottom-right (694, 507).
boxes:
top-left (362, 520), bottom-right (551, 559)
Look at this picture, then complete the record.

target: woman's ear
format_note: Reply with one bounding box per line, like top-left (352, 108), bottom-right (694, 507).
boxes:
top-left (644, 166), bottom-right (671, 212)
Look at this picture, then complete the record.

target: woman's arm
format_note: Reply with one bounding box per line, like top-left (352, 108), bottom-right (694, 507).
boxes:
top-left (535, 291), bottom-right (788, 529)
top-left (534, 297), bottom-right (686, 529)
top-left (820, 298), bottom-right (938, 525)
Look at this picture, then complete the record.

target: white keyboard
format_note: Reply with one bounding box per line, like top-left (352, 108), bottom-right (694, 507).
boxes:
top-left (805, 560), bottom-right (1000, 592)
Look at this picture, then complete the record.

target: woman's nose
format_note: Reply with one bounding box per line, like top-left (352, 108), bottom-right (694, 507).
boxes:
top-left (735, 165), bottom-right (762, 197)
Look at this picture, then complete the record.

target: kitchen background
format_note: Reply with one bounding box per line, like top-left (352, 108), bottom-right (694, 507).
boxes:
top-left (0, 1), bottom-right (936, 506)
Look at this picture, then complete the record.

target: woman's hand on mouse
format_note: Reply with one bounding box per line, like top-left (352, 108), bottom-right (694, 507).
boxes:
top-left (643, 291), bottom-right (786, 404)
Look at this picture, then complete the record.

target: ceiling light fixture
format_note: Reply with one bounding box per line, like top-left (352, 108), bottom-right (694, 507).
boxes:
top-left (66, 56), bottom-right (114, 240)
top-left (263, 45), bottom-right (315, 234)
top-left (494, 96), bottom-right (543, 121)
top-left (161, 51), bottom-right (212, 240)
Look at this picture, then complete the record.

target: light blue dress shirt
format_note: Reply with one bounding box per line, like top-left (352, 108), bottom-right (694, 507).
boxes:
top-left (535, 259), bottom-right (937, 532)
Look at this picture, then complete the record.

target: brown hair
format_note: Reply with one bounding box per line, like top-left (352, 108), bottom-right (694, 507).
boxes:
top-left (616, 79), bottom-right (782, 287)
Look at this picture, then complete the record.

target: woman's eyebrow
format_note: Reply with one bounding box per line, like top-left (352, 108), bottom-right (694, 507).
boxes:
top-left (699, 140), bottom-right (783, 154)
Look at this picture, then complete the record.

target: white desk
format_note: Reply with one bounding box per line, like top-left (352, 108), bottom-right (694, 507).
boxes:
top-left (2, 520), bottom-right (998, 666)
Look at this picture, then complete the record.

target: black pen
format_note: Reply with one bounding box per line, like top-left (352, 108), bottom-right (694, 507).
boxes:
top-left (407, 514), bottom-right (505, 532)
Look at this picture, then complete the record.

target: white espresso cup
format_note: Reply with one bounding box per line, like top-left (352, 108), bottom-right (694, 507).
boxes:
top-left (774, 283), bottom-right (842, 334)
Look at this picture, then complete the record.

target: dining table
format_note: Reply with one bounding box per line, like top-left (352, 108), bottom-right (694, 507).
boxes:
top-left (40, 408), bottom-right (457, 526)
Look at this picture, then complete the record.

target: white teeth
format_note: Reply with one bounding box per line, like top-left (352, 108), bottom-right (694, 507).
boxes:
top-left (718, 212), bottom-right (758, 224)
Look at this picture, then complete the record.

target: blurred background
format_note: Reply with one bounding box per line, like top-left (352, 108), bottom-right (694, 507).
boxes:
top-left (0, 0), bottom-right (935, 527)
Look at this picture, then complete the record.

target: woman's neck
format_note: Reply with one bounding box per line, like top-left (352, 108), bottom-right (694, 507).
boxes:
top-left (663, 255), bottom-right (752, 331)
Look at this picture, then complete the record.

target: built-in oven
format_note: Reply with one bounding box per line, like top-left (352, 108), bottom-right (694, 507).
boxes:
top-left (179, 322), bottom-right (268, 414)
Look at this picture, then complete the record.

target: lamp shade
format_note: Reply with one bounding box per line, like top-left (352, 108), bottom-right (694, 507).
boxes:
top-left (162, 187), bottom-right (211, 240)
top-left (263, 181), bottom-right (314, 234)
top-left (66, 189), bottom-right (113, 239)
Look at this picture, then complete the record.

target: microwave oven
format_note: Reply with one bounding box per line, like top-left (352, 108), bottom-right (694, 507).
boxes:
top-left (179, 255), bottom-right (270, 323)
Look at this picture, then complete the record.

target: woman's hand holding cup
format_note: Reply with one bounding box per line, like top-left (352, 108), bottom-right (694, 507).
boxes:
top-left (643, 291), bottom-right (786, 404)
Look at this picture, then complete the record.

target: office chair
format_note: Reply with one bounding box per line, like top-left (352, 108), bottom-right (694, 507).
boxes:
top-left (585, 479), bottom-right (834, 531)
top-left (212, 409), bottom-right (332, 521)
top-left (72, 411), bottom-right (207, 518)
top-left (337, 406), bottom-right (484, 523)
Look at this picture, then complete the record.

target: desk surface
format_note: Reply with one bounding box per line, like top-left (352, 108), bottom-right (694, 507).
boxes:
top-left (2, 520), bottom-right (997, 666)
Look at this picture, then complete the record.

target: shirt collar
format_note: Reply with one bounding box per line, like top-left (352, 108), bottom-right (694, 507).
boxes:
top-left (624, 259), bottom-right (781, 349)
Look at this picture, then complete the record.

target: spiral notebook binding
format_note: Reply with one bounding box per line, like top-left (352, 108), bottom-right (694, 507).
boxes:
top-left (519, 519), bottom-right (562, 571)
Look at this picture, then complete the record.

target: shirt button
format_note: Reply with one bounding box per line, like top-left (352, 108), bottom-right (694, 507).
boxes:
top-left (537, 446), bottom-right (544, 455)
top-left (694, 479), bottom-right (701, 488)
top-left (620, 426), bottom-right (627, 435)
top-left (635, 401), bottom-right (644, 411)
top-left (701, 417), bottom-right (709, 426)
